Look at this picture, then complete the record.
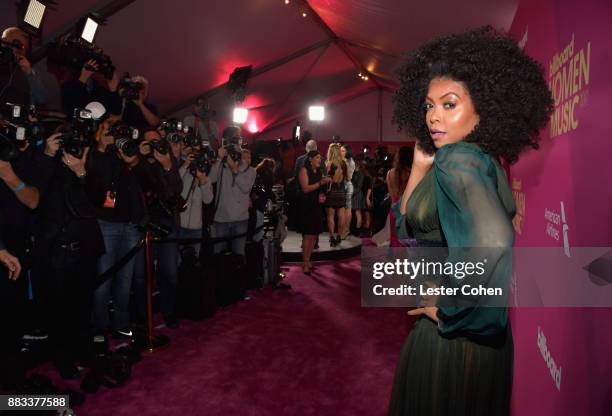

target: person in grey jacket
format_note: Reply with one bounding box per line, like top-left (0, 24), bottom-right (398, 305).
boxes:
top-left (208, 128), bottom-right (256, 257)
top-left (178, 148), bottom-right (214, 256)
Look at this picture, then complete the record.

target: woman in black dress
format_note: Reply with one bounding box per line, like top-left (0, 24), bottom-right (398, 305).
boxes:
top-left (296, 151), bottom-right (331, 274)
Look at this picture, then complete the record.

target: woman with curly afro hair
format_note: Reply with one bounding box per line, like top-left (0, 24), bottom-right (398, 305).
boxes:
top-left (388, 27), bottom-right (553, 416)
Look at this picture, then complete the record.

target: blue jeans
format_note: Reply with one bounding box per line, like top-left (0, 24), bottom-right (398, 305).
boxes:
top-left (94, 220), bottom-right (141, 333)
top-left (211, 220), bottom-right (248, 256)
top-left (133, 224), bottom-right (179, 319)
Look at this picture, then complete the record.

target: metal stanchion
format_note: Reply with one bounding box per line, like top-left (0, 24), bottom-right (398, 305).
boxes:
top-left (140, 230), bottom-right (170, 353)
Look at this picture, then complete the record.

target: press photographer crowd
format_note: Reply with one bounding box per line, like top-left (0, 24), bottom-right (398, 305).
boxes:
top-left (0, 26), bottom-right (399, 406)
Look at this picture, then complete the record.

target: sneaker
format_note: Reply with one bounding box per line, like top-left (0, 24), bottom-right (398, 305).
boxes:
top-left (112, 328), bottom-right (134, 340)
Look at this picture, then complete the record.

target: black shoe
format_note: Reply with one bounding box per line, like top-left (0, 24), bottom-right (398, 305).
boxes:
top-left (54, 360), bottom-right (80, 380)
top-left (163, 314), bottom-right (180, 329)
top-left (329, 236), bottom-right (338, 247)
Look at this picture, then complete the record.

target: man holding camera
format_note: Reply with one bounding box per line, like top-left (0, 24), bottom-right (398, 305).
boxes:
top-left (131, 128), bottom-right (182, 328)
top-left (85, 116), bottom-right (146, 341)
top-left (178, 144), bottom-right (214, 257)
top-left (119, 75), bottom-right (160, 131)
top-left (208, 127), bottom-right (256, 257)
top-left (0, 133), bottom-right (44, 389)
top-left (1, 27), bottom-right (48, 106)
top-left (182, 97), bottom-right (219, 150)
top-left (34, 128), bottom-right (105, 379)
top-left (61, 59), bottom-right (121, 119)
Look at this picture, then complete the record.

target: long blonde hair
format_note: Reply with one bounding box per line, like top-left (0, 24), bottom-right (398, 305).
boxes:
top-left (327, 143), bottom-right (343, 167)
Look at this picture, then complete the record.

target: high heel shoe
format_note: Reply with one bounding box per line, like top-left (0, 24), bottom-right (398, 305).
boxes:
top-left (329, 235), bottom-right (338, 247)
top-left (303, 264), bottom-right (312, 275)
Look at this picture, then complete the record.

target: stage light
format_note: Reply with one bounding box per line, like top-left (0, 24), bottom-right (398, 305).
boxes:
top-left (80, 17), bottom-right (99, 43)
top-left (284, 0), bottom-right (290, 4)
top-left (233, 107), bottom-right (249, 124)
top-left (248, 121), bottom-right (259, 133)
top-left (302, 12), bottom-right (307, 17)
top-left (23, 0), bottom-right (46, 30)
top-left (292, 123), bottom-right (301, 140)
top-left (308, 106), bottom-right (325, 121)
top-left (362, 145), bottom-right (370, 154)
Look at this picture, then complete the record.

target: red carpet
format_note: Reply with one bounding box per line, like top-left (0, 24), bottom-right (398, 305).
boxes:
top-left (41, 256), bottom-right (412, 415)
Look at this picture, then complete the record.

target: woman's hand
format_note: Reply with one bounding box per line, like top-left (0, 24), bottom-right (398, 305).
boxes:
top-left (407, 306), bottom-right (438, 322)
top-left (44, 133), bottom-right (62, 157)
top-left (62, 147), bottom-right (89, 177)
top-left (412, 142), bottom-right (435, 171)
top-left (153, 149), bottom-right (172, 171)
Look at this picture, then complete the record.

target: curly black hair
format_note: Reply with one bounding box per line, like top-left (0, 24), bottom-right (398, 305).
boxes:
top-left (392, 26), bottom-right (553, 164)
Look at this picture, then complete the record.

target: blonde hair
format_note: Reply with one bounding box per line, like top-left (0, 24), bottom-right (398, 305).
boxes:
top-left (327, 143), bottom-right (343, 167)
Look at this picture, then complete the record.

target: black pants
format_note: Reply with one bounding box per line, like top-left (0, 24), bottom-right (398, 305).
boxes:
top-left (38, 251), bottom-right (97, 364)
top-left (0, 269), bottom-right (27, 389)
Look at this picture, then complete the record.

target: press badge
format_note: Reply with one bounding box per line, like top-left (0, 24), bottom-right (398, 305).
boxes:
top-left (103, 191), bottom-right (116, 208)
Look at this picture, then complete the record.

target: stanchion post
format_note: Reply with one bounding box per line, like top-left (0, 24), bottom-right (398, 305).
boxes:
top-left (140, 230), bottom-right (170, 353)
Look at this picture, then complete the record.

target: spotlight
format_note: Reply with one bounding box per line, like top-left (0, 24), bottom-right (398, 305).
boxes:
top-left (308, 105), bottom-right (325, 121)
top-left (362, 145), bottom-right (370, 154)
top-left (284, 0), bottom-right (290, 4)
top-left (23, 0), bottom-right (46, 30)
top-left (233, 107), bottom-right (249, 124)
top-left (80, 17), bottom-right (99, 43)
top-left (302, 12), bottom-right (307, 17)
top-left (17, 0), bottom-right (56, 36)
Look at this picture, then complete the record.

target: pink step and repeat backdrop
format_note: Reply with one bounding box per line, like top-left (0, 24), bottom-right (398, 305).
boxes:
top-left (507, 0), bottom-right (612, 415)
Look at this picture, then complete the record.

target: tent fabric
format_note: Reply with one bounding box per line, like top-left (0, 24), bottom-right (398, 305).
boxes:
top-left (0, 0), bottom-right (519, 142)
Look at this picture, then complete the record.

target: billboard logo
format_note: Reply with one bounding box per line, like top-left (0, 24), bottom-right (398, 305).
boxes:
top-left (537, 326), bottom-right (562, 391)
top-left (548, 33), bottom-right (591, 138)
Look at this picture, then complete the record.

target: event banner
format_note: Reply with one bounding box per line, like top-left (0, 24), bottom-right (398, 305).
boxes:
top-left (507, 0), bottom-right (612, 415)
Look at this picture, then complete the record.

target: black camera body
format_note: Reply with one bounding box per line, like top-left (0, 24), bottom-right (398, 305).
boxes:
top-left (188, 154), bottom-right (212, 176)
top-left (0, 43), bottom-right (17, 65)
top-left (59, 129), bottom-right (88, 159)
top-left (107, 123), bottom-right (139, 157)
top-left (146, 139), bottom-right (169, 155)
top-left (182, 126), bottom-right (199, 148)
top-left (0, 103), bottom-right (45, 161)
top-left (118, 75), bottom-right (144, 100)
top-left (159, 118), bottom-right (183, 143)
top-left (48, 37), bottom-right (115, 79)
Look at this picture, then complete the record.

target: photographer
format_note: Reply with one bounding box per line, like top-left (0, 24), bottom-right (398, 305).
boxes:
top-left (61, 59), bottom-right (121, 119)
top-left (118, 75), bottom-right (160, 131)
top-left (34, 127), bottom-right (104, 379)
top-left (85, 116), bottom-right (145, 340)
top-left (131, 128), bottom-right (182, 328)
top-left (208, 127), bottom-right (255, 257)
top-left (0, 128), bottom-right (45, 389)
top-left (1, 27), bottom-right (48, 106)
top-left (182, 97), bottom-right (219, 150)
top-left (178, 144), bottom-right (214, 256)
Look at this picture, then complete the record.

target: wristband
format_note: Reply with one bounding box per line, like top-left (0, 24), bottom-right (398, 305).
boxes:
top-left (13, 182), bottom-right (26, 193)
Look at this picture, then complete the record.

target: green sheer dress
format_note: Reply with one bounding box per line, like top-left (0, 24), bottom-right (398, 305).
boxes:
top-left (388, 142), bottom-right (515, 416)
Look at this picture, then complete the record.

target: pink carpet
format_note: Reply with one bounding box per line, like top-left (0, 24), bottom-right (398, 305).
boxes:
top-left (40, 256), bottom-right (413, 415)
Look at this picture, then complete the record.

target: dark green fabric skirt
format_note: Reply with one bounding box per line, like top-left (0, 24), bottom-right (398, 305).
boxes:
top-left (388, 316), bottom-right (513, 416)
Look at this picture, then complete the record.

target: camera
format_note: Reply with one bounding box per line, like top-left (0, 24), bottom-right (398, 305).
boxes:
top-left (182, 126), bottom-right (199, 147)
top-left (188, 154), bottom-right (212, 176)
top-left (144, 139), bottom-right (169, 155)
top-left (59, 129), bottom-right (88, 159)
top-left (117, 74), bottom-right (144, 100)
top-left (107, 123), bottom-right (139, 157)
top-left (221, 135), bottom-right (242, 162)
top-left (0, 103), bottom-right (45, 161)
top-left (0, 40), bottom-right (18, 65)
top-left (158, 118), bottom-right (183, 143)
top-left (47, 36), bottom-right (115, 79)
